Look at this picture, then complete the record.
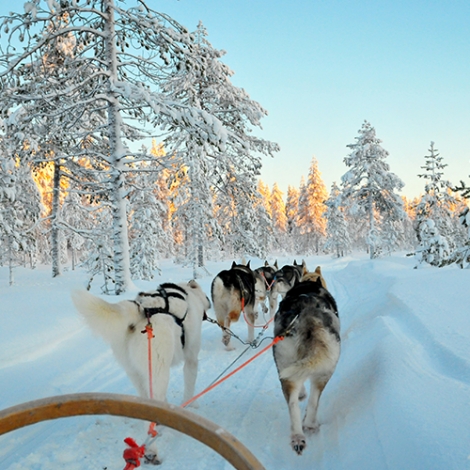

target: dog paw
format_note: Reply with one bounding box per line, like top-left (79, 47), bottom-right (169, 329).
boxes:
top-left (222, 334), bottom-right (231, 347)
top-left (290, 434), bottom-right (306, 455)
top-left (144, 452), bottom-right (162, 465)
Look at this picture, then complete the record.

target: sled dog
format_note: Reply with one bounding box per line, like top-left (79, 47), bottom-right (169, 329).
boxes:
top-left (269, 260), bottom-right (306, 315)
top-left (254, 260), bottom-right (278, 316)
top-left (211, 261), bottom-right (264, 349)
top-left (72, 280), bottom-right (210, 464)
top-left (273, 266), bottom-right (340, 455)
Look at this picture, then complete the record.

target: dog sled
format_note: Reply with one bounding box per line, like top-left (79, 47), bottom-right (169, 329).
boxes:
top-left (0, 392), bottom-right (265, 470)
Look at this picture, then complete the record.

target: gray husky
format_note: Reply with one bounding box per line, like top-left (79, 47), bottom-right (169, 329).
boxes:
top-left (273, 267), bottom-right (340, 455)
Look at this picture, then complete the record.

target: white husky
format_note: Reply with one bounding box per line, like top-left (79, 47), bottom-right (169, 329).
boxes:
top-left (72, 280), bottom-right (210, 464)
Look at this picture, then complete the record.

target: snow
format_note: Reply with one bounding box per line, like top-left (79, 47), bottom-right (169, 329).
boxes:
top-left (1, 253), bottom-right (470, 469)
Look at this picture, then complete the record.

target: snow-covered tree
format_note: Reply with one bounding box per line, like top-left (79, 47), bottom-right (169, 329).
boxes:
top-left (410, 142), bottom-right (464, 267)
top-left (447, 207), bottom-right (470, 268)
top-left (161, 22), bottom-right (278, 270)
top-left (1, 1), bottom-right (231, 293)
top-left (61, 190), bottom-right (92, 271)
top-left (285, 184), bottom-right (301, 253)
top-left (341, 121), bottom-right (405, 259)
top-left (324, 182), bottom-right (351, 257)
top-left (414, 142), bottom-right (458, 252)
top-left (0, 129), bottom-right (42, 283)
top-left (297, 157), bottom-right (328, 254)
top-left (257, 180), bottom-right (272, 219)
top-left (214, 170), bottom-right (271, 258)
top-left (414, 219), bottom-right (450, 267)
top-left (270, 183), bottom-right (287, 251)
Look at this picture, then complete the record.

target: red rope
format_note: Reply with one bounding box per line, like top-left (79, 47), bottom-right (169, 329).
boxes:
top-left (122, 324), bottom-right (158, 469)
top-left (180, 335), bottom-right (284, 409)
top-left (122, 321), bottom-right (283, 468)
top-left (261, 272), bottom-right (275, 291)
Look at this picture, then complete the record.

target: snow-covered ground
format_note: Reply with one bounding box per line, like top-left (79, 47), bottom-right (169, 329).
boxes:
top-left (1, 253), bottom-right (469, 470)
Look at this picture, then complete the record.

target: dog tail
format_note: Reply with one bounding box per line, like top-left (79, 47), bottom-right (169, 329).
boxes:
top-left (71, 289), bottom-right (139, 344)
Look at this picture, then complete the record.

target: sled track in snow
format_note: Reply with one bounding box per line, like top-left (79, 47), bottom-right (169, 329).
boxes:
top-left (383, 293), bottom-right (470, 385)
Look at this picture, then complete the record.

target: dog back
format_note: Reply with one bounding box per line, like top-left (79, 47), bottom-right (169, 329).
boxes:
top-left (273, 278), bottom-right (340, 379)
top-left (212, 264), bottom-right (256, 307)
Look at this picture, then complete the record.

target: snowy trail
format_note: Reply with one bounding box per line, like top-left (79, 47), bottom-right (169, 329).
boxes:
top-left (1, 255), bottom-right (470, 469)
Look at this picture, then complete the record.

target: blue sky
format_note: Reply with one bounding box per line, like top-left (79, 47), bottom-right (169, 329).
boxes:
top-left (156, 0), bottom-right (470, 199)
top-left (3, 0), bottom-right (470, 199)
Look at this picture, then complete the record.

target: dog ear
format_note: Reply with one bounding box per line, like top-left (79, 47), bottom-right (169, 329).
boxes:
top-left (264, 260), bottom-right (269, 267)
top-left (315, 266), bottom-right (322, 275)
top-left (274, 260), bottom-right (278, 269)
top-left (247, 260), bottom-right (251, 269)
top-left (302, 264), bottom-right (309, 276)
top-left (187, 279), bottom-right (199, 289)
top-left (293, 259), bottom-right (298, 266)
top-left (231, 261), bottom-right (236, 269)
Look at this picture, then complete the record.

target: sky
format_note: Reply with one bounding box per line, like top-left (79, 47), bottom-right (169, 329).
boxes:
top-left (155, 0), bottom-right (470, 199)
top-left (2, 0), bottom-right (470, 199)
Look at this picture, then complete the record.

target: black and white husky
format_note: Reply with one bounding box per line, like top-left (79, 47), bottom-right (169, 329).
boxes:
top-left (72, 280), bottom-right (210, 464)
top-left (211, 261), bottom-right (265, 350)
top-left (269, 260), bottom-right (306, 315)
top-left (273, 267), bottom-right (340, 455)
top-left (254, 260), bottom-right (278, 316)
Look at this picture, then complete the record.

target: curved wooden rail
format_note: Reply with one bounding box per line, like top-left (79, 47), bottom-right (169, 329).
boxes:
top-left (0, 393), bottom-right (265, 470)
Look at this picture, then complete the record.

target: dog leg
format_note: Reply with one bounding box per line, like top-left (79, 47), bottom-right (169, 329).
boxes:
top-left (183, 356), bottom-right (199, 407)
top-left (223, 317), bottom-right (235, 350)
top-left (144, 440), bottom-right (161, 465)
top-left (245, 307), bottom-right (255, 343)
top-left (302, 377), bottom-right (328, 434)
top-left (269, 294), bottom-right (279, 318)
top-left (280, 378), bottom-right (306, 455)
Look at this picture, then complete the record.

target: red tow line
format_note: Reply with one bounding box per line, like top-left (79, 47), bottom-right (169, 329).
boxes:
top-left (122, 314), bottom-right (284, 468)
top-left (122, 323), bottom-right (158, 469)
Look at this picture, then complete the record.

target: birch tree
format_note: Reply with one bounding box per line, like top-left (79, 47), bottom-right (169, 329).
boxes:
top-left (1, 1), bottom-right (229, 293)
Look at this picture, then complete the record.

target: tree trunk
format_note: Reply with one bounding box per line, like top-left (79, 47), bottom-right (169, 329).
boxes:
top-left (369, 190), bottom-right (375, 260)
top-left (104, 0), bottom-right (132, 294)
top-left (51, 159), bottom-right (62, 277)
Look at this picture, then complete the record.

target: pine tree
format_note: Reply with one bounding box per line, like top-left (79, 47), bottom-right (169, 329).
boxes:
top-left (324, 182), bottom-right (351, 257)
top-left (341, 121), bottom-right (405, 258)
top-left (270, 183), bottom-right (287, 251)
top-left (297, 157), bottom-right (328, 254)
top-left (285, 184), bottom-right (301, 253)
top-left (413, 142), bottom-right (458, 265)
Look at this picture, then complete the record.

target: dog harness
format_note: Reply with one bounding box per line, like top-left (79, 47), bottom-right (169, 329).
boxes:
top-left (138, 284), bottom-right (188, 348)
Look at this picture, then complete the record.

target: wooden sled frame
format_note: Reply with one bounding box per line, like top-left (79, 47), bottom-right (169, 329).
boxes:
top-left (0, 392), bottom-right (265, 470)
